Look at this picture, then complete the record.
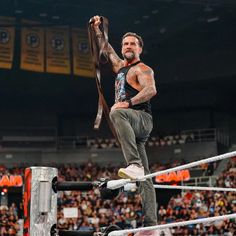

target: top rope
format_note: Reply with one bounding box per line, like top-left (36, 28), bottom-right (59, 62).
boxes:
top-left (107, 151), bottom-right (236, 189)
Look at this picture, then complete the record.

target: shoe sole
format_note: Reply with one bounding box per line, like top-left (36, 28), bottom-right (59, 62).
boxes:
top-left (118, 169), bottom-right (136, 180)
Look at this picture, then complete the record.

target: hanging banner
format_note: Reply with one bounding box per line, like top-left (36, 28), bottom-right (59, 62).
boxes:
top-left (20, 20), bottom-right (45, 72)
top-left (0, 16), bottom-right (15, 69)
top-left (72, 28), bottom-right (94, 78)
top-left (46, 27), bottom-right (71, 74)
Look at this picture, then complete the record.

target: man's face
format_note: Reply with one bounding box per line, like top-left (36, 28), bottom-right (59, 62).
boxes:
top-left (121, 36), bottom-right (142, 62)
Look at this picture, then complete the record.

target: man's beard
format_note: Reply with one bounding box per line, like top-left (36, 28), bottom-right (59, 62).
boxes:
top-left (123, 51), bottom-right (135, 62)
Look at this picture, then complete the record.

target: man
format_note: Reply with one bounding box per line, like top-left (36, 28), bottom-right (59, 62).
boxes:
top-left (91, 16), bottom-right (158, 235)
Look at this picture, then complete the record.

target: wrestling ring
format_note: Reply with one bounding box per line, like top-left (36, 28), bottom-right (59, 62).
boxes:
top-left (23, 151), bottom-right (236, 236)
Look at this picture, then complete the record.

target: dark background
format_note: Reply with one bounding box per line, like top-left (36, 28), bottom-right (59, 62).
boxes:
top-left (0, 0), bottom-right (236, 140)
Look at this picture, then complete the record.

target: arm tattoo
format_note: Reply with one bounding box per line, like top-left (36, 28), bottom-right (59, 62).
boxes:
top-left (134, 87), bottom-right (155, 104)
top-left (95, 35), bottom-right (122, 72)
top-left (131, 67), bottom-right (156, 105)
top-left (142, 69), bottom-right (152, 75)
top-left (107, 44), bottom-right (122, 71)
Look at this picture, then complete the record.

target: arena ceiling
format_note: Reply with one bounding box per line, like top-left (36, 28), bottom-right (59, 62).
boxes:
top-left (0, 0), bottom-right (236, 112)
top-left (0, 0), bottom-right (235, 76)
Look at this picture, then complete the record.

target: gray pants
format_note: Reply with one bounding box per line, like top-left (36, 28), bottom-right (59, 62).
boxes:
top-left (110, 108), bottom-right (157, 226)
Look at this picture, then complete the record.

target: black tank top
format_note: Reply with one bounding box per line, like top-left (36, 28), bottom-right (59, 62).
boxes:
top-left (115, 61), bottom-right (152, 115)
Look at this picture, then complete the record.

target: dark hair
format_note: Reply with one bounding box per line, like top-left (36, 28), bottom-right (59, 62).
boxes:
top-left (122, 32), bottom-right (144, 48)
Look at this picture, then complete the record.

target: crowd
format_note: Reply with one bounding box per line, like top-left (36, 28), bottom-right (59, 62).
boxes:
top-left (87, 133), bottom-right (195, 149)
top-left (56, 159), bottom-right (236, 235)
top-left (87, 129), bottom-right (217, 150)
top-left (0, 156), bottom-right (235, 236)
top-left (0, 203), bottom-right (22, 236)
top-left (158, 157), bottom-right (236, 235)
top-left (57, 162), bottom-right (143, 232)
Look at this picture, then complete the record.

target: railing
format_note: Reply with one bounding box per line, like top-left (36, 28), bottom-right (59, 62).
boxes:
top-left (181, 175), bottom-right (218, 187)
top-left (57, 136), bottom-right (88, 149)
top-left (0, 126), bottom-right (57, 136)
top-left (182, 128), bottom-right (230, 147)
top-left (216, 129), bottom-right (230, 146)
top-left (0, 126), bottom-right (57, 150)
top-left (181, 128), bottom-right (216, 142)
top-left (0, 127), bottom-right (229, 150)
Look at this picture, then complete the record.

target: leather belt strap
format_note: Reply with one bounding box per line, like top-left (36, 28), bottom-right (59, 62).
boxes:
top-left (88, 17), bottom-right (119, 144)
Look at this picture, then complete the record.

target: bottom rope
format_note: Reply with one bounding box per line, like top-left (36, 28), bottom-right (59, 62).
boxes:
top-left (108, 213), bottom-right (236, 236)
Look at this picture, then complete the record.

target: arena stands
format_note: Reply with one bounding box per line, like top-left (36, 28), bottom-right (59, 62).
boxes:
top-left (0, 156), bottom-right (235, 235)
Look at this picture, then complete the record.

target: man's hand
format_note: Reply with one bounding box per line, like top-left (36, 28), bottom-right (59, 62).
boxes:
top-left (89, 15), bottom-right (101, 29)
top-left (110, 101), bottom-right (129, 112)
top-left (89, 15), bottom-right (123, 73)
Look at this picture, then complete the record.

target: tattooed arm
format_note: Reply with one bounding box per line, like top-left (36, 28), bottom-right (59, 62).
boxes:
top-left (130, 64), bottom-right (157, 105)
top-left (91, 15), bottom-right (123, 73)
top-left (106, 44), bottom-right (123, 73)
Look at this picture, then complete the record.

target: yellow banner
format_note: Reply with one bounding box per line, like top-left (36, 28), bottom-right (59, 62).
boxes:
top-left (46, 27), bottom-right (71, 74)
top-left (20, 20), bottom-right (44, 72)
top-left (0, 17), bottom-right (15, 69)
top-left (72, 28), bottom-right (94, 78)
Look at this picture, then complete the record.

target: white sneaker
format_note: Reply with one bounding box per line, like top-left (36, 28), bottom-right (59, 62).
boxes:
top-left (134, 229), bottom-right (159, 236)
top-left (118, 164), bottom-right (144, 180)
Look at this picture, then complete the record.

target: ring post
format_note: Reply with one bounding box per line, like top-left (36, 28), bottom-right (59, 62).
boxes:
top-left (23, 167), bottom-right (58, 236)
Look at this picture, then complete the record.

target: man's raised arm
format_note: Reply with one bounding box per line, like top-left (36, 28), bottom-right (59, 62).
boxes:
top-left (90, 15), bottom-right (123, 73)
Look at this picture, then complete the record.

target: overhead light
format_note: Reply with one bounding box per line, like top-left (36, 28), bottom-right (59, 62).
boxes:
top-left (15, 9), bottom-right (23, 14)
top-left (52, 16), bottom-right (60, 20)
top-left (134, 20), bottom-right (141, 24)
top-left (207, 17), bottom-right (219, 23)
top-left (39, 13), bottom-right (47, 17)
top-left (142, 15), bottom-right (149, 19)
top-left (151, 9), bottom-right (159, 14)
top-left (160, 27), bottom-right (166, 34)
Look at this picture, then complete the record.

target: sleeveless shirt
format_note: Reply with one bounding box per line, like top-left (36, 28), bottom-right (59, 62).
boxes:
top-left (115, 61), bottom-right (152, 115)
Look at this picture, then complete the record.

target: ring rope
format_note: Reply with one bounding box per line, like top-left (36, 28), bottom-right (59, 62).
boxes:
top-left (140, 151), bottom-right (236, 181)
top-left (153, 184), bottom-right (236, 192)
top-left (108, 213), bottom-right (236, 236)
top-left (107, 151), bottom-right (236, 190)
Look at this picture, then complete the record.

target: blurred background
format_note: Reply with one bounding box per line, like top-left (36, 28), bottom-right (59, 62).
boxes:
top-left (0, 0), bottom-right (235, 235)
